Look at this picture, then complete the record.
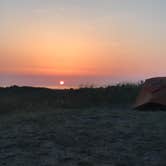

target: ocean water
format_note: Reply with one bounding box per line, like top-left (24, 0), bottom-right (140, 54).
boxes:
top-left (46, 85), bottom-right (79, 90)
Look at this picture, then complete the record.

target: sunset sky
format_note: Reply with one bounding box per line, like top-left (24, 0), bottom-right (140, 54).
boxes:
top-left (1, 0), bottom-right (166, 88)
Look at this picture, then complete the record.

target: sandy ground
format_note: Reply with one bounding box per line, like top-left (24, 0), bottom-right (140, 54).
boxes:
top-left (1, 107), bottom-right (166, 166)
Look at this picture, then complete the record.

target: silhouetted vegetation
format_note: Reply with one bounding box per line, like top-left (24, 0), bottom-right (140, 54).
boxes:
top-left (0, 83), bottom-right (143, 112)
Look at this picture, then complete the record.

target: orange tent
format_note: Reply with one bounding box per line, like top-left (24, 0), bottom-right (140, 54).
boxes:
top-left (134, 77), bottom-right (166, 110)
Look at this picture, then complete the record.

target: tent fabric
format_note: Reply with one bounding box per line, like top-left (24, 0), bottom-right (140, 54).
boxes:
top-left (133, 77), bottom-right (166, 109)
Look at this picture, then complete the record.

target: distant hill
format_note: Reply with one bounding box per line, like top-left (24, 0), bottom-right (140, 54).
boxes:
top-left (0, 84), bottom-right (142, 112)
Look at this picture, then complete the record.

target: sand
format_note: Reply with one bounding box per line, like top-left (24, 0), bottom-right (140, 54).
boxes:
top-left (0, 107), bottom-right (166, 166)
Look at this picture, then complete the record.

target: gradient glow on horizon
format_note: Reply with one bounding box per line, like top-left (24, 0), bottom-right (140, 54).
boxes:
top-left (1, 0), bottom-right (166, 87)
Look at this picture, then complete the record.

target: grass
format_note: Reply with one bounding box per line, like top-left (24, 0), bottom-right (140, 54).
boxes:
top-left (0, 83), bottom-right (143, 111)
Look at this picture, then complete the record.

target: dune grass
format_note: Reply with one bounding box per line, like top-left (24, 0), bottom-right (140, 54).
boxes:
top-left (0, 83), bottom-right (143, 112)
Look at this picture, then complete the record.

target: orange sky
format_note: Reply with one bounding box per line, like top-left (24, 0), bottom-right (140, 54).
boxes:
top-left (1, 0), bottom-right (166, 87)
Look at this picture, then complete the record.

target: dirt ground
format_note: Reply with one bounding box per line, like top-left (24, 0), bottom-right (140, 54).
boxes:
top-left (0, 107), bottom-right (166, 166)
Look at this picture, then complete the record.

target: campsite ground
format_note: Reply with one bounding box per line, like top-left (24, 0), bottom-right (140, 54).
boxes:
top-left (1, 107), bottom-right (166, 166)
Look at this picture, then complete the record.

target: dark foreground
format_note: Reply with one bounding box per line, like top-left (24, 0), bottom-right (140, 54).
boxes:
top-left (1, 107), bottom-right (166, 166)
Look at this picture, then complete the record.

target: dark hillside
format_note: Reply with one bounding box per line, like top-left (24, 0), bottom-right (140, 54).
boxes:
top-left (0, 83), bottom-right (142, 111)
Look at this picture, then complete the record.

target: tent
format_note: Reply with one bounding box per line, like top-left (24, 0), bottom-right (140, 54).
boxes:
top-left (133, 77), bottom-right (166, 110)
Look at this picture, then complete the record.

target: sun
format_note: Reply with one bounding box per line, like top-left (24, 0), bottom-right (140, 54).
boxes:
top-left (59, 81), bottom-right (65, 85)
